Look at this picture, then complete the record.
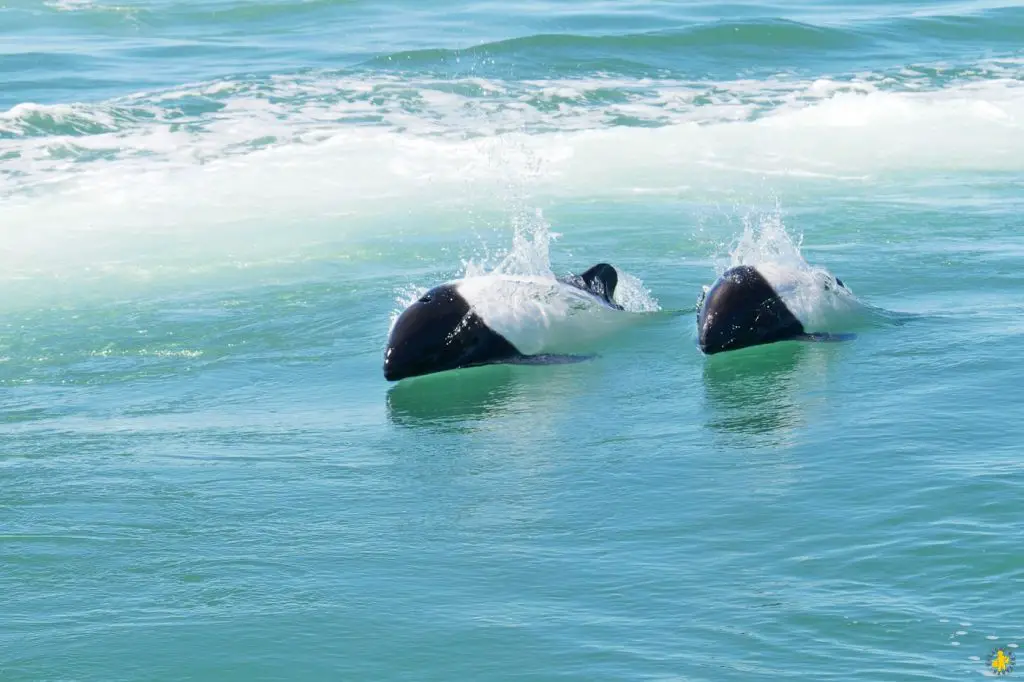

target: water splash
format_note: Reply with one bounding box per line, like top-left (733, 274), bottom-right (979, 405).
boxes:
top-left (390, 206), bottom-right (660, 334)
top-left (463, 208), bottom-right (558, 280)
top-left (462, 208), bottom-right (660, 312)
top-left (705, 206), bottom-right (871, 333)
top-left (614, 271), bottom-right (661, 314)
top-left (726, 207), bottom-right (813, 276)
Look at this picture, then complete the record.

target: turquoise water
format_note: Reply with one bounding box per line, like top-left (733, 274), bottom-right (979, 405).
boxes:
top-left (3, 0), bottom-right (1023, 679)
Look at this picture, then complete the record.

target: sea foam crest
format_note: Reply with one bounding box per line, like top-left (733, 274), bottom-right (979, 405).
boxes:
top-left (4, 64), bottom-right (1024, 200)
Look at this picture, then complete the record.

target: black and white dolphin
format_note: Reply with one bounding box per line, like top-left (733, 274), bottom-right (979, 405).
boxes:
top-left (384, 263), bottom-right (634, 381)
top-left (697, 263), bottom-right (855, 355)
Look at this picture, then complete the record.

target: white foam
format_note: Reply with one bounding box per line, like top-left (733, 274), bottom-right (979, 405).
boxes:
top-left (2, 66), bottom-right (1024, 297)
top-left (44, 0), bottom-right (96, 10)
top-left (4, 68), bottom-right (1024, 200)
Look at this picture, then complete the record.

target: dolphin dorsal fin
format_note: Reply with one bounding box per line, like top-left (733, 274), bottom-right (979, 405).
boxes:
top-left (580, 263), bottom-right (618, 304)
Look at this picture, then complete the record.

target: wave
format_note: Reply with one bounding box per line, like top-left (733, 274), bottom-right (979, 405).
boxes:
top-left (358, 9), bottom-right (1024, 71)
top-left (1, 53), bottom-right (1022, 300)
top-left (363, 20), bottom-right (870, 71)
top-left (877, 7), bottom-right (1024, 44)
top-left (34, 3), bottom-right (1024, 47)
top-left (40, 0), bottom-right (358, 23)
top-left (8, 6), bottom-right (1024, 112)
top-left (2, 62), bottom-right (1023, 196)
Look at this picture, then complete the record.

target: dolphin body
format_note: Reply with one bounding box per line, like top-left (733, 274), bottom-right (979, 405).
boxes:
top-left (384, 263), bottom-right (633, 381)
top-left (697, 264), bottom-right (855, 355)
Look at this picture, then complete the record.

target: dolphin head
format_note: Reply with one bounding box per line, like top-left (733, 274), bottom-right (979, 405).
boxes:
top-left (697, 265), bottom-right (806, 354)
top-left (383, 283), bottom-right (519, 381)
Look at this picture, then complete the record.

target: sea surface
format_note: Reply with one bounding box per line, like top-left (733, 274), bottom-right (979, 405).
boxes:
top-left (2, 0), bottom-right (1023, 680)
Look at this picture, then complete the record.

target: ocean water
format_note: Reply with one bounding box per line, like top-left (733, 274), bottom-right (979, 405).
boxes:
top-left (2, 0), bottom-right (1023, 679)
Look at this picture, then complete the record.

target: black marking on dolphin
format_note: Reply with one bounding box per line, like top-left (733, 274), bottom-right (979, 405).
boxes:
top-left (383, 263), bottom-right (622, 381)
top-left (697, 264), bottom-right (855, 355)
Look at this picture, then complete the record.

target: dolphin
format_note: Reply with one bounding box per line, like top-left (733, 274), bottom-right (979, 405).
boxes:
top-left (697, 263), bottom-right (855, 355)
top-left (383, 263), bottom-right (633, 381)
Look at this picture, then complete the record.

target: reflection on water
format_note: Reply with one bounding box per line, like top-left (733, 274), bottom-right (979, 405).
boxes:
top-left (701, 340), bottom-right (836, 449)
top-left (385, 363), bottom-right (569, 430)
top-left (382, 363), bottom-right (593, 537)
